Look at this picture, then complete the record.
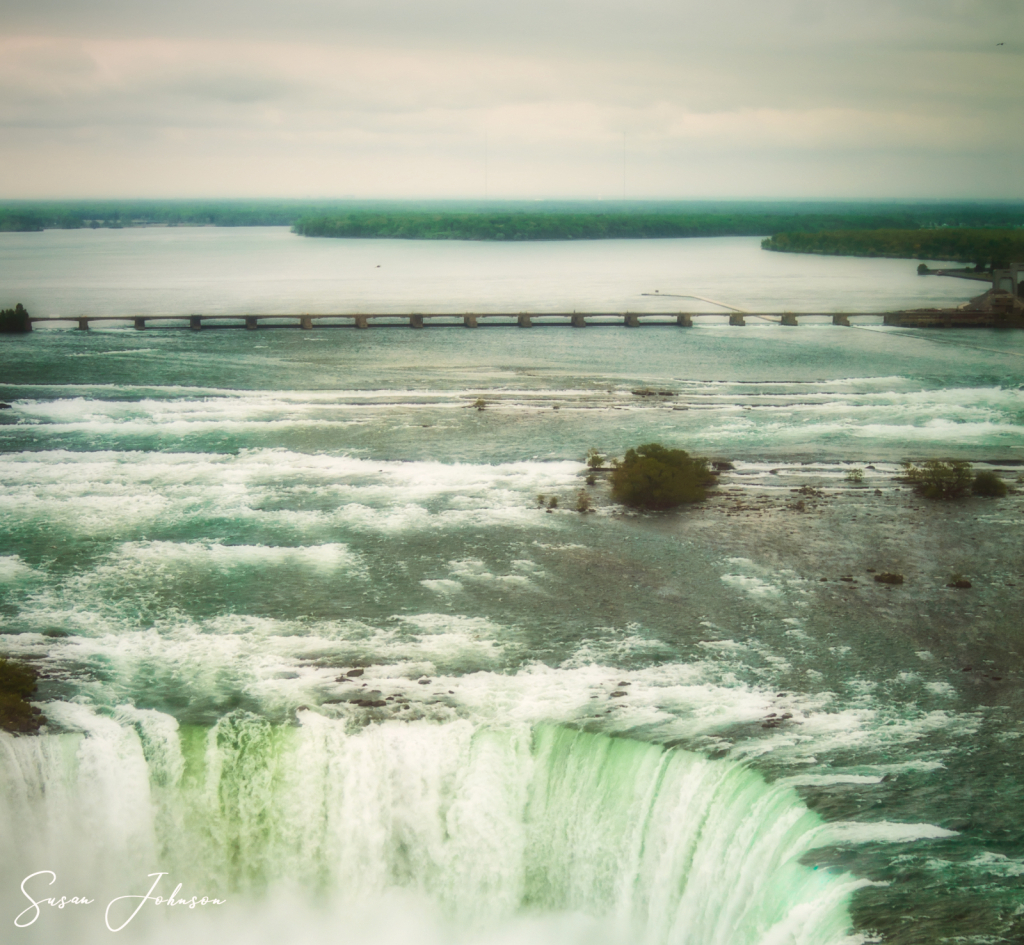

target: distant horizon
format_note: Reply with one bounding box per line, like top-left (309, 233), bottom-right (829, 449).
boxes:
top-left (4, 197), bottom-right (1024, 207)
top-left (3, 2), bottom-right (1021, 202)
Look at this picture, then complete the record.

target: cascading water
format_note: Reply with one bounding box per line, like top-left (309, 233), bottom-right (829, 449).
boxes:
top-left (1, 709), bottom-right (869, 945)
top-left (3, 285), bottom-right (1022, 944)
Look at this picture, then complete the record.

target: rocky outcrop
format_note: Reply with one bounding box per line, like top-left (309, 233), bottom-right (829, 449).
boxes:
top-left (0, 658), bottom-right (46, 734)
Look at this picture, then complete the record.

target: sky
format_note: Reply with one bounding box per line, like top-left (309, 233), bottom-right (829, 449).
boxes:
top-left (1, 0), bottom-right (1022, 200)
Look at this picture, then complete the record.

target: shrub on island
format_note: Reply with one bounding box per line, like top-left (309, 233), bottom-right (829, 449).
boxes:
top-left (901, 461), bottom-right (1009, 500)
top-left (611, 443), bottom-right (715, 510)
top-left (901, 460), bottom-right (973, 500)
top-left (972, 470), bottom-right (1008, 497)
top-left (0, 658), bottom-right (46, 734)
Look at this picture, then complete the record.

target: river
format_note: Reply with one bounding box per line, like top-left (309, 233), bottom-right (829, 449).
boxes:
top-left (0, 228), bottom-right (1022, 945)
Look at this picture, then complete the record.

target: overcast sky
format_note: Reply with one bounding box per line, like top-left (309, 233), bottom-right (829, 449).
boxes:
top-left (1, 0), bottom-right (1021, 200)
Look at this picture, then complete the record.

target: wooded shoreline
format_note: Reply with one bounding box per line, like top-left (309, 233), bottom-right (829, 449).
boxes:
top-left (4, 200), bottom-right (1023, 237)
top-left (763, 228), bottom-right (1024, 268)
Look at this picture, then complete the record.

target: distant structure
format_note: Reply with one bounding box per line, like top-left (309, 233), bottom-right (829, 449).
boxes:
top-left (991, 263), bottom-right (1021, 298)
top-left (958, 286), bottom-right (1024, 316)
top-left (887, 259), bottom-right (1024, 327)
top-left (919, 261), bottom-right (1023, 299)
top-left (886, 278), bottom-right (1024, 327)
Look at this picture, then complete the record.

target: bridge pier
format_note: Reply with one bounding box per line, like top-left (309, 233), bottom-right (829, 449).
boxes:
top-left (245, 316), bottom-right (259, 330)
top-left (77, 317), bottom-right (89, 331)
top-left (781, 313), bottom-right (798, 326)
top-left (624, 313), bottom-right (640, 327)
top-left (300, 316), bottom-right (313, 330)
top-left (517, 314), bottom-right (532, 328)
top-left (463, 315), bottom-right (478, 328)
top-left (134, 318), bottom-right (146, 330)
top-left (354, 316), bottom-right (368, 329)
top-left (190, 316), bottom-right (202, 330)
top-left (571, 314), bottom-right (587, 328)
top-left (832, 314), bottom-right (851, 326)
top-left (409, 314), bottom-right (424, 329)
top-left (676, 313), bottom-right (693, 327)
top-left (729, 313), bottom-right (745, 326)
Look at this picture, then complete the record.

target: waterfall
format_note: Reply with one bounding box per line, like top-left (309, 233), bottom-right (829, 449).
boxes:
top-left (0, 707), bottom-right (869, 945)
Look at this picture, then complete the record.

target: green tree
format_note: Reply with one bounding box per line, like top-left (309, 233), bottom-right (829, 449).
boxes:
top-left (611, 443), bottom-right (715, 509)
top-left (0, 303), bottom-right (30, 333)
top-left (901, 460), bottom-right (973, 500)
top-left (972, 470), bottom-right (1007, 497)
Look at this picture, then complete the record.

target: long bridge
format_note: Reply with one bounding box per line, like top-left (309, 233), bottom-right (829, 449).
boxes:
top-left (25, 311), bottom-right (875, 330)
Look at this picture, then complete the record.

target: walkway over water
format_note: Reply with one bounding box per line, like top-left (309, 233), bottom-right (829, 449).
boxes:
top-left (27, 312), bottom-right (875, 330)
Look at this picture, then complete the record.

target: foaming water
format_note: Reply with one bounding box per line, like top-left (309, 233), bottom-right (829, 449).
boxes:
top-left (3, 384), bottom-right (1023, 465)
top-left (1, 247), bottom-right (1023, 944)
top-left (0, 714), bottom-right (872, 945)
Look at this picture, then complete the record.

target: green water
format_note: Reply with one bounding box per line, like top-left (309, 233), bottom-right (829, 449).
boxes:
top-left (1, 247), bottom-right (1023, 945)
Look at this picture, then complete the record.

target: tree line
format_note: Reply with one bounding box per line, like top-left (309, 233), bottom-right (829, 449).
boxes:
top-left (762, 229), bottom-right (1024, 269)
top-left (2, 200), bottom-right (1023, 235)
top-left (292, 208), bottom-right (1024, 242)
top-left (0, 201), bottom-right (346, 231)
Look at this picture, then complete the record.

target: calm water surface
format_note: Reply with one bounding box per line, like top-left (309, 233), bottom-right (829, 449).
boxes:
top-left (0, 226), bottom-right (979, 315)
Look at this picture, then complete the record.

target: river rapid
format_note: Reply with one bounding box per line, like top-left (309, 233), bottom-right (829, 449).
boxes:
top-left (0, 229), bottom-right (1022, 945)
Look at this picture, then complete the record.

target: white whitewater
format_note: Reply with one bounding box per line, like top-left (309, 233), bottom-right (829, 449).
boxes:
top-left (1, 709), bottom-right (870, 945)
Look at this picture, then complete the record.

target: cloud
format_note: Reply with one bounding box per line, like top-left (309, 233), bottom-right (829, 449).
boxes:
top-left (0, 1), bottom-right (1021, 197)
